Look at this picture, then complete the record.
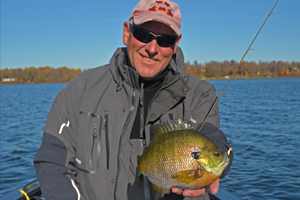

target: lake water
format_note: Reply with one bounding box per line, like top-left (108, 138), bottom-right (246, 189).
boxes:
top-left (0, 78), bottom-right (299, 199)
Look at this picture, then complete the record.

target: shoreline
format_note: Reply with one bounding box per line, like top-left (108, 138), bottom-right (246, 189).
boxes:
top-left (1, 75), bottom-right (300, 85)
top-left (202, 76), bottom-right (300, 80)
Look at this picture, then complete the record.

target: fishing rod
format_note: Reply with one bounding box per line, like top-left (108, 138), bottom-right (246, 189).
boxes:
top-left (198, 0), bottom-right (279, 132)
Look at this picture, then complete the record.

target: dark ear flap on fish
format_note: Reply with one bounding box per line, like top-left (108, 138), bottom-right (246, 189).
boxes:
top-left (171, 168), bottom-right (204, 184)
top-left (150, 120), bottom-right (193, 141)
top-left (150, 182), bottom-right (170, 198)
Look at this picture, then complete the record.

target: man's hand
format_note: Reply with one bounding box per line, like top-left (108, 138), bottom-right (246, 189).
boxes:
top-left (171, 178), bottom-right (220, 198)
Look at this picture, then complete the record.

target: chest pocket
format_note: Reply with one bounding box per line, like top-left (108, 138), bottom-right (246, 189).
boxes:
top-left (76, 111), bottom-right (102, 174)
top-left (159, 106), bottom-right (184, 123)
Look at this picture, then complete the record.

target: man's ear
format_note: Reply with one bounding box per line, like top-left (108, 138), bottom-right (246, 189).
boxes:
top-left (123, 22), bottom-right (130, 46)
top-left (173, 34), bottom-right (182, 54)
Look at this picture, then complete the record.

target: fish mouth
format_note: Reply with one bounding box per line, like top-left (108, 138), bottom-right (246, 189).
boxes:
top-left (221, 153), bottom-right (230, 166)
top-left (202, 153), bottom-right (230, 174)
top-left (217, 153), bottom-right (230, 171)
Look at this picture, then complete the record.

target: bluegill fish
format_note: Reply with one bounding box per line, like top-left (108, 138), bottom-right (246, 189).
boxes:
top-left (138, 120), bottom-right (230, 197)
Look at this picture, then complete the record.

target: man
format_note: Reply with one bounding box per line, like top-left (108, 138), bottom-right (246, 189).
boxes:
top-left (34, 0), bottom-right (233, 199)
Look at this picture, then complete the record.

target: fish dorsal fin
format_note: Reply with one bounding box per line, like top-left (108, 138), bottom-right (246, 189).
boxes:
top-left (171, 168), bottom-right (204, 184)
top-left (150, 120), bottom-right (193, 141)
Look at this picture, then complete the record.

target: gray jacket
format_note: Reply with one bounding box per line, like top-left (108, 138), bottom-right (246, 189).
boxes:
top-left (34, 47), bottom-right (233, 200)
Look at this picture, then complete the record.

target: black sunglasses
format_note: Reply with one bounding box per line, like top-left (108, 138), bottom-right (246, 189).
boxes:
top-left (130, 24), bottom-right (178, 47)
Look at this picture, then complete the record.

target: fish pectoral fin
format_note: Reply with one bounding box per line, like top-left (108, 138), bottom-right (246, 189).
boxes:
top-left (171, 169), bottom-right (204, 184)
top-left (196, 168), bottom-right (203, 178)
top-left (150, 182), bottom-right (170, 197)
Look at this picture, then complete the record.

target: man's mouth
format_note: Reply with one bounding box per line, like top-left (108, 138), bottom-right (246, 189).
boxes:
top-left (142, 55), bottom-right (155, 62)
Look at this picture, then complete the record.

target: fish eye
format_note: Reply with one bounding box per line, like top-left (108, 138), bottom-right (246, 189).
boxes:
top-left (214, 151), bottom-right (220, 157)
top-left (191, 152), bottom-right (200, 159)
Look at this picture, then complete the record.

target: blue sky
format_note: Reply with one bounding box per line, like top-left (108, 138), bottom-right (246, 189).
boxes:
top-left (1, 0), bottom-right (299, 70)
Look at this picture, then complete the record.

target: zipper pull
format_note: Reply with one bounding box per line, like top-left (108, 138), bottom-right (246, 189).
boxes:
top-left (142, 139), bottom-right (147, 152)
top-left (93, 122), bottom-right (97, 138)
top-left (103, 112), bottom-right (107, 131)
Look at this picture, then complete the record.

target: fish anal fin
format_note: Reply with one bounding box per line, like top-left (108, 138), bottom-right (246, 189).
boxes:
top-left (150, 182), bottom-right (170, 198)
top-left (171, 169), bottom-right (204, 184)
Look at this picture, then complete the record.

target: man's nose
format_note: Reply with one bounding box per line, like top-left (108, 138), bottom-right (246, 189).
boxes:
top-left (145, 39), bottom-right (159, 56)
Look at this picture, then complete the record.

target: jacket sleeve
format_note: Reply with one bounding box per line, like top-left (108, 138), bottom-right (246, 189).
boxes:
top-left (34, 78), bottom-right (82, 199)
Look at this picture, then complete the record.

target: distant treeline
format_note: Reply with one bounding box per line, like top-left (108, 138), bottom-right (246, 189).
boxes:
top-left (186, 60), bottom-right (300, 78)
top-left (1, 61), bottom-right (300, 84)
top-left (0, 66), bottom-right (82, 84)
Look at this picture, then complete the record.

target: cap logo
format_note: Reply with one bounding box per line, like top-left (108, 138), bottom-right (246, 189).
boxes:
top-left (148, 1), bottom-right (174, 17)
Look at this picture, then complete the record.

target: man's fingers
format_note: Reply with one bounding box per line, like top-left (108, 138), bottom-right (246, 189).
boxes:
top-left (171, 188), bottom-right (183, 195)
top-left (172, 178), bottom-right (220, 197)
top-left (209, 178), bottom-right (220, 195)
top-left (181, 188), bottom-right (206, 198)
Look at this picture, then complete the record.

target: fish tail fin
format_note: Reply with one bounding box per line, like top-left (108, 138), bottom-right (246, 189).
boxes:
top-left (139, 173), bottom-right (144, 187)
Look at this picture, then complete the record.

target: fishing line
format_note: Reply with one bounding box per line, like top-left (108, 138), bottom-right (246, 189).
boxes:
top-left (266, 0), bottom-right (295, 63)
top-left (198, 0), bottom-right (279, 132)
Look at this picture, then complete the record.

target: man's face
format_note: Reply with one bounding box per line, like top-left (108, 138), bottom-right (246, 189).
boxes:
top-left (123, 21), bottom-right (181, 80)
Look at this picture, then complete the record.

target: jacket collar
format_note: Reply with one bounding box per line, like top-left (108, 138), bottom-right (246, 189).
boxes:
top-left (109, 47), bottom-right (190, 123)
top-left (109, 48), bottom-right (139, 90)
top-left (109, 47), bottom-right (189, 91)
top-left (169, 46), bottom-right (188, 78)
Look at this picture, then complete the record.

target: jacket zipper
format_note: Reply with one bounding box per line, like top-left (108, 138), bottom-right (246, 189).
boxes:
top-left (140, 83), bottom-right (148, 153)
top-left (77, 113), bottom-right (102, 175)
top-left (140, 83), bottom-right (144, 139)
top-left (90, 122), bottom-right (97, 166)
top-left (104, 111), bottom-right (110, 170)
top-left (114, 80), bottom-right (136, 199)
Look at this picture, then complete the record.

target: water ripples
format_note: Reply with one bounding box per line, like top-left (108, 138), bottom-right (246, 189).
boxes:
top-left (0, 83), bottom-right (67, 196)
top-left (209, 78), bottom-right (300, 200)
top-left (1, 79), bottom-right (300, 199)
